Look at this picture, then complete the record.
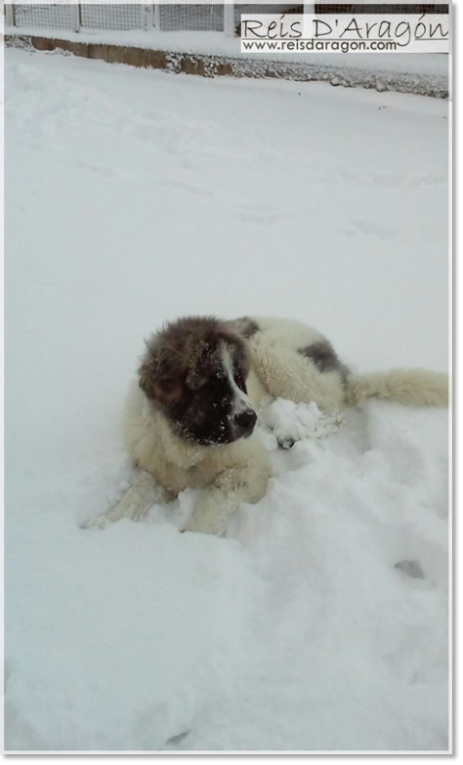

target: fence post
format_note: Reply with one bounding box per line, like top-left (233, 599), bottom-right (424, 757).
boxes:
top-left (70, 3), bottom-right (81, 32)
top-left (153, 3), bottom-right (161, 29)
top-left (224, 2), bottom-right (235, 37)
top-left (5, 4), bottom-right (15, 26)
top-left (143, 4), bottom-right (154, 30)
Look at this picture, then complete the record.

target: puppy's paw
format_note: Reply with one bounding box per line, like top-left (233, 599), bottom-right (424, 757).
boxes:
top-left (180, 508), bottom-right (229, 537)
top-left (277, 436), bottom-right (296, 450)
top-left (80, 513), bottom-right (111, 531)
top-left (81, 497), bottom-right (149, 531)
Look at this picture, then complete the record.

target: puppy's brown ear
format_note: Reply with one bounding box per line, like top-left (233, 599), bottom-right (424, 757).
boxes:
top-left (156, 357), bottom-right (178, 397)
top-left (138, 354), bottom-right (159, 400)
top-left (138, 344), bottom-right (178, 402)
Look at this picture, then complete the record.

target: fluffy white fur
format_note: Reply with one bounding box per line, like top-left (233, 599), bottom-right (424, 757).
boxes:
top-left (91, 316), bottom-right (448, 536)
top-left (118, 381), bottom-right (271, 535)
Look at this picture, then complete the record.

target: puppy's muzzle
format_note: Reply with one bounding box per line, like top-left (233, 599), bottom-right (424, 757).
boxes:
top-left (233, 408), bottom-right (257, 438)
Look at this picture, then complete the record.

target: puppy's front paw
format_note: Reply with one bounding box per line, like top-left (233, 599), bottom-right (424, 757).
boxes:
top-left (81, 496), bottom-right (149, 531)
top-left (277, 436), bottom-right (296, 450)
top-left (180, 510), bottom-right (229, 537)
top-left (80, 513), bottom-right (111, 531)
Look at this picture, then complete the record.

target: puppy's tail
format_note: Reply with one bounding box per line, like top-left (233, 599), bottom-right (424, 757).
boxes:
top-left (344, 368), bottom-right (449, 408)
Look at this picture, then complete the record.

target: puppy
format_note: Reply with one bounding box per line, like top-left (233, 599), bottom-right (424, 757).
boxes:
top-left (91, 315), bottom-right (448, 536)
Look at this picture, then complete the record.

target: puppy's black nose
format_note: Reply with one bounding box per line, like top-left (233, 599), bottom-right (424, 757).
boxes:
top-left (234, 409), bottom-right (257, 432)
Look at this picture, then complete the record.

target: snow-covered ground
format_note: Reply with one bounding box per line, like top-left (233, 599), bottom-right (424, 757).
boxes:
top-left (6, 23), bottom-right (450, 80)
top-left (5, 48), bottom-right (449, 752)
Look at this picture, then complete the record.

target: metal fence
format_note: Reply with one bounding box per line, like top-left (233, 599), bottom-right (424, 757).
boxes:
top-left (4, 3), bottom-right (449, 37)
top-left (12, 4), bottom-right (80, 30)
top-left (5, 3), bottom-right (303, 35)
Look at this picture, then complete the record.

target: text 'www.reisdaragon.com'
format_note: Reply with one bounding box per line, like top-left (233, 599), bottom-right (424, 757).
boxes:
top-left (241, 39), bottom-right (399, 53)
top-left (240, 14), bottom-right (450, 54)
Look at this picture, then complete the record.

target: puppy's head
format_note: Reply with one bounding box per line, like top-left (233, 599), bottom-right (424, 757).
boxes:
top-left (138, 316), bottom-right (257, 446)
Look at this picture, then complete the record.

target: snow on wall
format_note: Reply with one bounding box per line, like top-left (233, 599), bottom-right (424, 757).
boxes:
top-left (4, 1), bottom-right (450, 96)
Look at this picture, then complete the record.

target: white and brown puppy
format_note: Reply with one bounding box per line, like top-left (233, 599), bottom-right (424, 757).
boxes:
top-left (93, 315), bottom-right (448, 536)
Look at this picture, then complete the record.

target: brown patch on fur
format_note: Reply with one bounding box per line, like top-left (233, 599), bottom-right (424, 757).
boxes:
top-left (138, 349), bottom-right (182, 404)
top-left (298, 340), bottom-right (350, 381)
top-left (138, 316), bottom-right (250, 407)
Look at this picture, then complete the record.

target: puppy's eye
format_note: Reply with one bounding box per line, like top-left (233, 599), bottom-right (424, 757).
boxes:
top-left (234, 368), bottom-right (246, 391)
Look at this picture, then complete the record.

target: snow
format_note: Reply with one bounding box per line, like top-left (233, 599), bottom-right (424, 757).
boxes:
top-left (6, 23), bottom-right (450, 80)
top-left (259, 399), bottom-right (344, 448)
top-left (4, 48), bottom-right (449, 752)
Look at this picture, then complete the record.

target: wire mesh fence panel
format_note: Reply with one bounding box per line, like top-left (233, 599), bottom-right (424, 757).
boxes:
top-left (81, 4), bottom-right (145, 30)
top-left (314, 3), bottom-right (448, 11)
top-left (159, 4), bottom-right (224, 31)
top-left (7, 1), bottom-right (450, 35)
top-left (14, 4), bottom-right (75, 30)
